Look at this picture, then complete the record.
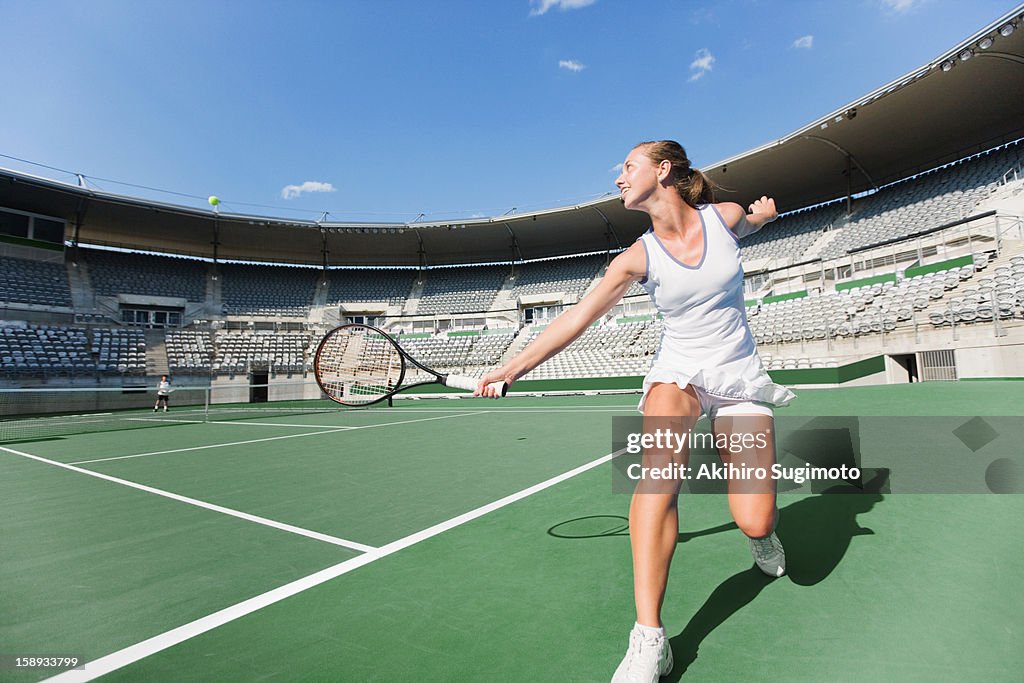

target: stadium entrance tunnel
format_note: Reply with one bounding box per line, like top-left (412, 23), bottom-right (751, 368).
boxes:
top-left (889, 354), bottom-right (919, 383)
top-left (250, 372), bottom-right (269, 403)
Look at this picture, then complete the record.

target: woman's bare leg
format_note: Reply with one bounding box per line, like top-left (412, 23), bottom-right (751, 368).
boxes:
top-left (631, 382), bottom-right (701, 627)
top-left (712, 412), bottom-right (778, 538)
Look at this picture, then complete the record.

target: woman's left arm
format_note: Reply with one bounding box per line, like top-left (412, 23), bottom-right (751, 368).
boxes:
top-left (717, 196), bottom-right (778, 239)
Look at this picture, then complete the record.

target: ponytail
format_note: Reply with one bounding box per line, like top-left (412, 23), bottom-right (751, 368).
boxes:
top-left (684, 167), bottom-right (716, 207)
top-left (636, 140), bottom-right (719, 208)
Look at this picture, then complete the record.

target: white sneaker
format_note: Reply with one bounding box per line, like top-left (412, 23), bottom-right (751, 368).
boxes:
top-left (611, 624), bottom-right (673, 683)
top-left (749, 531), bottom-right (786, 577)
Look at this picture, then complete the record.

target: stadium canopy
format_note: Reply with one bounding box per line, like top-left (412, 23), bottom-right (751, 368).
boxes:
top-left (1, 6), bottom-right (1022, 267)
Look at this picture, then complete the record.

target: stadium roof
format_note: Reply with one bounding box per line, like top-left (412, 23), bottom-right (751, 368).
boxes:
top-left (705, 4), bottom-right (1024, 213)
top-left (1, 5), bottom-right (1022, 267)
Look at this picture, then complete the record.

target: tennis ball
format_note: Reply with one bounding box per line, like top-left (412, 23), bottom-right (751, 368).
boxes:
top-left (208, 196), bottom-right (221, 206)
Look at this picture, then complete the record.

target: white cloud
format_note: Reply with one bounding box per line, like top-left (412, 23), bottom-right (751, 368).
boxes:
top-left (793, 35), bottom-right (813, 49)
top-left (688, 48), bottom-right (715, 82)
top-left (530, 0), bottom-right (596, 17)
top-left (559, 59), bottom-right (585, 72)
top-left (880, 0), bottom-right (922, 13)
top-left (280, 180), bottom-right (336, 200)
top-left (609, 162), bottom-right (623, 174)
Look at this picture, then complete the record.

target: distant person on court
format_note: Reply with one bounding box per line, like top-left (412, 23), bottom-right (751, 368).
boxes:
top-left (476, 140), bottom-right (794, 682)
top-left (154, 375), bottom-right (171, 412)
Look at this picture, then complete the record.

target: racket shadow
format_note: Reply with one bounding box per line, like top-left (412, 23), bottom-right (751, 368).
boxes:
top-left (546, 514), bottom-right (738, 543)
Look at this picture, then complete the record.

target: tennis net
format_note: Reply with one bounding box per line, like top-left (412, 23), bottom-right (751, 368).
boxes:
top-left (0, 380), bottom-right (340, 442)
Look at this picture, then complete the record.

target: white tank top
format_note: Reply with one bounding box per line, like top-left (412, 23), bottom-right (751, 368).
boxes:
top-left (637, 204), bottom-right (794, 407)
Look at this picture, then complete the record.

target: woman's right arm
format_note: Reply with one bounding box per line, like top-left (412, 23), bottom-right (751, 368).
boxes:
top-left (475, 242), bottom-right (647, 395)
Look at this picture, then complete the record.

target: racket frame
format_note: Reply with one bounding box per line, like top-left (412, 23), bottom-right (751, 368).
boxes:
top-left (314, 323), bottom-right (475, 407)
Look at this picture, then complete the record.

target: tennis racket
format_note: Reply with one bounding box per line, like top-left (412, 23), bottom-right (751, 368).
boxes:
top-left (313, 323), bottom-right (508, 407)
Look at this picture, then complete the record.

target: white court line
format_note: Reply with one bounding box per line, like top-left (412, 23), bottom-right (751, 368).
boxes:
top-left (42, 448), bottom-right (619, 683)
top-left (1, 413), bottom-right (120, 429)
top-left (0, 444), bottom-right (376, 553)
top-left (383, 407), bottom-right (639, 413)
top-left (68, 428), bottom-right (353, 465)
top-left (130, 416), bottom-right (379, 427)
top-left (68, 412), bottom-right (488, 466)
top-left (129, 416), bottom-right (473, 428)
top-left (207, 421), bottom-right (362, 428)
top-left (121, 408), bottom-right (636, 426)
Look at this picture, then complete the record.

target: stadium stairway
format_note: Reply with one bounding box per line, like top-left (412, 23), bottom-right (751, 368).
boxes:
top-left (489, 271), bottom-right (518, 312)
top-left (988, 237), bottom-right (1024, 270)
top-left (401, 275), bottom-right (425, 315)
top-left (144, 329), bottom-right (169, 377)
top-left (65, 258), bottom-right (95, 312)
top-left (499, 323), bottom-right (536, 365)
top-left (306, 276), bottom-right (330, 324)
top-left (579, 263), bottom-right (605, 299)
top-left (800, 215), bottom-right (847, 262)
top-left (978, 177), bottom-right (1024, 217)
top-left (206, 262), bottom-right (222, 318)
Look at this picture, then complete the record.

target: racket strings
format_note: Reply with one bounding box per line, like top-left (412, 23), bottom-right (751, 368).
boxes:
top-left (318, 327), bottom-right (402, 405)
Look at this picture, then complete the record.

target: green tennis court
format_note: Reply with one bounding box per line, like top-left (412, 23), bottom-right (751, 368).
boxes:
top-left (2, 382), bottom-right (1022, 682)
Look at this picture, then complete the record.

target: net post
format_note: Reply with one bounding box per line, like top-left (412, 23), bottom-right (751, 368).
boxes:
top-left (204, 386), bottom-right (211, 422)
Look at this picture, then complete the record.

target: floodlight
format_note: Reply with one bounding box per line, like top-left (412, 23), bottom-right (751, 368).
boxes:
top-left (998, 22), bottom-right (1015, 37)
top-left (958, 48), bottom-right (973, 62)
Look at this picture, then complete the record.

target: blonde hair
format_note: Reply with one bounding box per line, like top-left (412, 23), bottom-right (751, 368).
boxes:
top-left (636, 140), bottom-right (718, 208)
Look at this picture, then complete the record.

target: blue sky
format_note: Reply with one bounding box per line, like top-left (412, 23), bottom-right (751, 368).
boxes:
top-left (0, 0), bottom-right (1017, 222)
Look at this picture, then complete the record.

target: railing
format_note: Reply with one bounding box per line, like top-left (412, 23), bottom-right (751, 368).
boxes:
top-left (748, 249), bottom-right (1021, 356)
top-left (998, 162), bottom-right (1022, 187)
top-left (747, 210), bottom-right (1018, 297)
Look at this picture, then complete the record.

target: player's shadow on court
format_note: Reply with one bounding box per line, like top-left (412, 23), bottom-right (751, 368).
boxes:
top-left (666, 470), bottom-right (888, 680)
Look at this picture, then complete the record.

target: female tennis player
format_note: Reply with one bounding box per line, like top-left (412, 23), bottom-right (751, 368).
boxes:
top-left (476, 140), bottom-right (795, 682)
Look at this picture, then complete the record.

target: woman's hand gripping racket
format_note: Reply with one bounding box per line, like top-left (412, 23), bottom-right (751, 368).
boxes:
top-left (313, 324), bottom-right (508, 407)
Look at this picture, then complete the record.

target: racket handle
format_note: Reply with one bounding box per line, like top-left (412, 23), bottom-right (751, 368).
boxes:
top-left (445, 374), bottom-right (508, 397)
